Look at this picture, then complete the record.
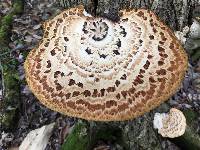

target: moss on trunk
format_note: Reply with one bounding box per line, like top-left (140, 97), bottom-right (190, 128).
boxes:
top-left (61, 120), bottom-right (128, 150)
top-left (61, 121), bottom-right (90, 150)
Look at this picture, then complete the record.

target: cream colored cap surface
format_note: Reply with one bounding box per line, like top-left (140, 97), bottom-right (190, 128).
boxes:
top-left (24, 5), bottom-right (188, 121)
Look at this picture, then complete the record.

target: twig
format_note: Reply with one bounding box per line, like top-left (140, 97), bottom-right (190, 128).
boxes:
top-left (0, 61), bottom-right (5, 100)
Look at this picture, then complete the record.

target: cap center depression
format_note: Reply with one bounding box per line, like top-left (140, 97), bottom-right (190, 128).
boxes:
top-left (83, 19), bottom-right (109, 41)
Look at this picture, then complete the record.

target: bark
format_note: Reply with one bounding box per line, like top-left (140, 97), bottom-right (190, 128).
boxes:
top-left (58, 0), bottom-right (200, 149)
top-left (59, 0), bottom-right (200, 30)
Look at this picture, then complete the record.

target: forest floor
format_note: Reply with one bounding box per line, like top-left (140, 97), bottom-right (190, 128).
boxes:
top-left (0, 1), bottom-right (76, 150)
top-left (0, 0), bottom-right (200, 150)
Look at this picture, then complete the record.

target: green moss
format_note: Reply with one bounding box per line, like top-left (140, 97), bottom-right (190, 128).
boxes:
top-left (0, 14), bottom-right (13, 44)
top-left (172, 127), bottom-right (200, 150)
top-left (4, 72), bottom-right (19, 89)
top-left (183, 109), bottom-right (198, 125)
top-left (61, 121), bottom-right (90, 150)
top-left (0, 70), bottom-right (20, 130)
top-left (0, 14), bottom-right (13, 25)
top-left (0, 108), bottom-right (18, 129)
top-left (93, 126), bottom-right (126, 148)
top-left (13, 0), bottom-right (24, 14)
top-left (0, 0), bottom-right (23, 131)
top-left (191, 48), bottom-right (200, 62)
top-left (0, 47), bottom-right (20, 130)
top-left (62, 121), bottom-right (128, 150)
top-left (0, 0), bottom-right (24, 45)
top-left (171, 109), bottom-right (200, 150)
top-left (4, 73), bottom-right (20, 104)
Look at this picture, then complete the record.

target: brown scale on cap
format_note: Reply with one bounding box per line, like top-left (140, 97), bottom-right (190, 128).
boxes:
top-left (24, 5), bottom-right (188, 121)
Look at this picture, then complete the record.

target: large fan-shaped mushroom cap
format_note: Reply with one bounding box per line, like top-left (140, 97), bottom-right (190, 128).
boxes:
top-left (24, 5), bottom-right (188, 121)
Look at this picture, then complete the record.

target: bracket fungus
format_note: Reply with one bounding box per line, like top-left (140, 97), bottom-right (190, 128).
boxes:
top-left (24, 5), bottom-right (188, 121)
top-left (153, 108), bottom-right (186, 138)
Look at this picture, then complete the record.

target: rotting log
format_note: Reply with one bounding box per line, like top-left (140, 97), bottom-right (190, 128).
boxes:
top-left (58, 0), bottom-right (200, 149)
top-left (0, 0), bottom-right (24, 130)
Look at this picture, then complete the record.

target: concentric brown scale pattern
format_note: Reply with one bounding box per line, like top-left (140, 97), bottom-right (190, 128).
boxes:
top-left (24, 5), bottom-right (188, 121)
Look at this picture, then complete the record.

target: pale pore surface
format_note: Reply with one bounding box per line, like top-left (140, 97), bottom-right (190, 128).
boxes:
top-left (24, 6), bottom-right (188, 121)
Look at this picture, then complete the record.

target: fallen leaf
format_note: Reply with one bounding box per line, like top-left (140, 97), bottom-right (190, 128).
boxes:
top-left (19, 123), bottom-right (55, 150)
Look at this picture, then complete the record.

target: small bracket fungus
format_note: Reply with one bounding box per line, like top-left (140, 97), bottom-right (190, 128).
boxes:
top-left (24, 5), bottom-right (188, 121)
top-left (153, 108), bottom-right (186, 138)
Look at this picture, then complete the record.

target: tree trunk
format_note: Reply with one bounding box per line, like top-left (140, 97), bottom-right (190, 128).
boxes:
top-left (59, 0), bottom-right (200, 31)
top-left (58, 0), bottom-right (200, 149)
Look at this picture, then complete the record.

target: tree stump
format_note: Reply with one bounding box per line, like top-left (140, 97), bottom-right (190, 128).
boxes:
top-left (58, 0), bottom-right (200, 149)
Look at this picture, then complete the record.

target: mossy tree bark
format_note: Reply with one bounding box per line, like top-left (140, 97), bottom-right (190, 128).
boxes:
top-left (0, 0), bottom-right (24, 130)
top-left (59, 0), bottom-right (200, 149)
